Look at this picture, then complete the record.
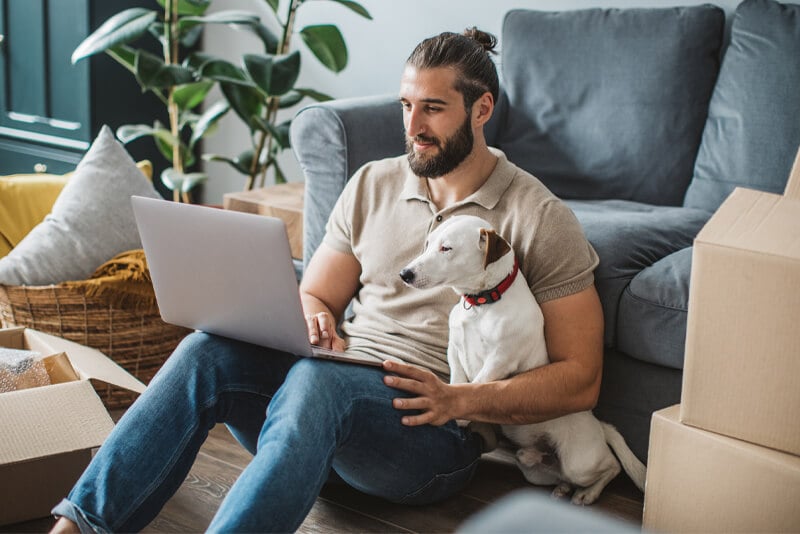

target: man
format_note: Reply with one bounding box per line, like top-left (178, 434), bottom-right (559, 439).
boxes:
top-left (51, 28), bottom-right (602, 533)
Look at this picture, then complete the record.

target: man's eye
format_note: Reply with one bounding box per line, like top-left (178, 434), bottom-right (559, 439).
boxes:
top-left (439, 245), bottom-right (451, 253)
top-left (426, 106), bottom-right (441, 113)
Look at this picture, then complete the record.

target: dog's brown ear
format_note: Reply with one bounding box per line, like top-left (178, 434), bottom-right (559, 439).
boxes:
top-left (480, 228), bottom-right (511, 269)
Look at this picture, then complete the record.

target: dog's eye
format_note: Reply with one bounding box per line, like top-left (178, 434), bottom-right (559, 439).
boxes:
top-left (439, 245), bottom-right (451, 253)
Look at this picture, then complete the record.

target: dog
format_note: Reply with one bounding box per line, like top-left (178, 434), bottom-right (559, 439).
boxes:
top-left (399, 215), bottom-right (646, 505)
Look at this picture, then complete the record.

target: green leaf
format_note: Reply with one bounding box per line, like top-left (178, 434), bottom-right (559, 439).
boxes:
top-left (106, 45), bottom-right (138, 75)
top-left (249, 23), bottom-right (279, 54)
top-left (172, 81), bottom-right (214, 110)
top-left (72, 8), bottom-right (157, 64)
top-left (199, 59), bottom-right (249, 84)
top-left (156, 0), bottom-right (210, 16)
top-left (190, 100), bottom-right (230, 148)
top-left (272, 158), bottom-right (287, 184)
top-left (180, 25), bottom-right (204, 48)
top-left (180, 10), bottom-right (260, 26)
top-left (329, 0), bottom-right (372, 20)
top-left (117, 124), bottom-right (179, 147)
top-left (293, 87), bottom-right (334, 102)
top-left (161, 168), bottom-right (208, 193)
top-left (220, 82), bottom-right (264, 130)
top-left (276, 91), bottom-right (304, 109)
top-left (135, 50), bottom-right (195, 90)
top-left (242, 54), bottom-right (273, 97)
top-left (299, 25), bottom-right (348, 73)
top-left (269, 51), bottom-right (301, 96)
top-left (203, 151), bottom-right (255, 176)
top-left (264, 0), bottom-right (280, 14)
top-left (244, 52), bottom-right (301, 98)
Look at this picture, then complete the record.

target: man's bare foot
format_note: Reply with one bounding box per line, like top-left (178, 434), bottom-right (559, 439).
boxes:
top-left (50, 517), bottom-right (80, 534)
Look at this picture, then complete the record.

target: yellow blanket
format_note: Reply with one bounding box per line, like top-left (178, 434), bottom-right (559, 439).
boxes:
top-left (62, 249), bottom-right (157, 310)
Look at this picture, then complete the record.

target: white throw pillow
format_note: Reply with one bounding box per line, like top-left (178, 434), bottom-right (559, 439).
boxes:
top-left (0, 125), bottom-right (161, 285)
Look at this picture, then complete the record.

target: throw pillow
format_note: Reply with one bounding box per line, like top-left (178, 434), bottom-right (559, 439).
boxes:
top-left (684, 0), bottom-right (800, 212)
top-left (0, 174), bottom-right (68, 258)
top-left (0, 126), bottom-right (161, 285)
top-left (0, 161), bottom-right (153, 259)
top-left (496, 5), bottom-right (724, 205)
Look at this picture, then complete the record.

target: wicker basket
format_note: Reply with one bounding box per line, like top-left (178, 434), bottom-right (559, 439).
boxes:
top-left (0, 282), bottom-right (191, 410)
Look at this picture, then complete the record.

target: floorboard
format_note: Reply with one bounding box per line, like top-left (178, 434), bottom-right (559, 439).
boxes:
top-left (2, 422), bottom-right (643, 533)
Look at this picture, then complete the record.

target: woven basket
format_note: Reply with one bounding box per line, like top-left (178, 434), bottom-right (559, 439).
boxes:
top-left (0, 282), bottom-right (191, 410)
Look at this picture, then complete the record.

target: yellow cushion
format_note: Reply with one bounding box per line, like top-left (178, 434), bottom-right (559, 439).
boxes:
top-left (0, 160), bottom-right (153, 259)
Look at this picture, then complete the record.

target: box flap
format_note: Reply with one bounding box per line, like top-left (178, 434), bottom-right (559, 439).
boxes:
top-left (0, 380), bottom-right (114, 465)
top-left (23, 330), bottom-right (146, 394)
top-left (696, 187), bottom-right (800, 260)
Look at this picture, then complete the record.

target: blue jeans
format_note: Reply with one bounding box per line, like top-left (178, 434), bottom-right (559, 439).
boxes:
top-left (52, 332), bottom-right (482, 533)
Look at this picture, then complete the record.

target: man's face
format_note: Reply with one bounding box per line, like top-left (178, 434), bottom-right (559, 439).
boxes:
top-left (399, 66), bottom-right (475, 178)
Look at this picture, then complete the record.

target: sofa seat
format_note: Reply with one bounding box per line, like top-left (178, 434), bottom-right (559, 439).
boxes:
top-left (618, 247), bottom-right (694, 370)
top-left (565, 200), bottom-right (711, 347)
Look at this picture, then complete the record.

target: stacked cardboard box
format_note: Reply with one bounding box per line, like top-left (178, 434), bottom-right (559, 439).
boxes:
top-left (643, 149), bottom-right (800, 533)
top-left (0, 328), bottom-right (145, 526)
top-left (223, 183), bottom-right (305, 260)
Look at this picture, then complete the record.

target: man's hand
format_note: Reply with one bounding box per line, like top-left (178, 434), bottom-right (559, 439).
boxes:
top-left (305, 311), bottom-right (346, 352)
top-left (382, 360), bottom-right (463, 426)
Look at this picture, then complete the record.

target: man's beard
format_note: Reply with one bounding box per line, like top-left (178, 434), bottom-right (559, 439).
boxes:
top-left (406, 114), bottom-right (474, 178)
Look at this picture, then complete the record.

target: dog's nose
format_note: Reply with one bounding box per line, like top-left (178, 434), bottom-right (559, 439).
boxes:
top-left (399, 268), bottom-right (415, 284)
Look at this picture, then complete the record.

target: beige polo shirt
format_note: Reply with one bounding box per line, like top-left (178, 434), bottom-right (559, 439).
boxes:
top-left (324, 148), bottom-right (599, 378)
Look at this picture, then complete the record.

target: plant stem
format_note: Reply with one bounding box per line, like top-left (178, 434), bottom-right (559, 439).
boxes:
top-left (165, 0), bottom-right (182, 201)
top-left (248, 0), bottom-right (300, 190)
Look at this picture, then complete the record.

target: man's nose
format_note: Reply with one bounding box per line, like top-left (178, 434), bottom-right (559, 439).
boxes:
top-left (405, 108), bottom-right (425, 138)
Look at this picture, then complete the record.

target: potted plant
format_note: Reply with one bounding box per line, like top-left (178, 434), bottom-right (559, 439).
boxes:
top-left (203, 0), bottom-right (372, 189)
top-left (72, 0), bottom-right (370, 200)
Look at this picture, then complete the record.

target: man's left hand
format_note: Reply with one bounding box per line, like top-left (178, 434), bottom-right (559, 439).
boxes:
top-left (382, 360), bottom-right (462, 426)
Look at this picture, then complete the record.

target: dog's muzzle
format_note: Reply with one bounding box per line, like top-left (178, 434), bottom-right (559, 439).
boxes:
top-left (399, 268), bottom-right (415, 285)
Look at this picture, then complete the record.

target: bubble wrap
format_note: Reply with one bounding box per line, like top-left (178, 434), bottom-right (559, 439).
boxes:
top-left (0, 348), bottom-right (50, 393)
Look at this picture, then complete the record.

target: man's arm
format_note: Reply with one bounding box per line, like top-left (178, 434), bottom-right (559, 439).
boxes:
top-left (299, 243), bottom-right (361, 351)
top-left (383, 285), bottom-right (604, 426)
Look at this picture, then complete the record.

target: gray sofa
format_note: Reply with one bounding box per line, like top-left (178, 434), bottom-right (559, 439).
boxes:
top-left (290, 0), bottom-right (800, 462)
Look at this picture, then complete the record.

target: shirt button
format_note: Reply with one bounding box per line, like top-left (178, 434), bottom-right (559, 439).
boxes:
top-left (436, 215), bottom-right (443, 222)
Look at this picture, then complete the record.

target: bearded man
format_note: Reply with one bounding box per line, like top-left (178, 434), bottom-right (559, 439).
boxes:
top-left (51, 28), bottom-right (601, 534)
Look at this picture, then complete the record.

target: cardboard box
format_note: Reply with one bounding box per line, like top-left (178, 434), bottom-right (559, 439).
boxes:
top-left (0, 327), bottom-right (145, 526)
top-left (644, 405), bottom-right (800, 533)
top-left (681, 149), bottom-right (800, 456)
top-left (223, 183), bottom-right (305, 260)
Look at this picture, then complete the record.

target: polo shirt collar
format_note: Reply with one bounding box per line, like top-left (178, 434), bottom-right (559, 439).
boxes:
top-left (400, 147), bottom-right (514, 210)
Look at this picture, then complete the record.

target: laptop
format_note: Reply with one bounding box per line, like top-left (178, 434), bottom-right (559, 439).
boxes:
top-left (131, 195), bottom-right (382, 367)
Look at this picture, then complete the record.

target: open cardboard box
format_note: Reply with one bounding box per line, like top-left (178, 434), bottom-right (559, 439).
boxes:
top-left (0, 327), bottom-right (146, 526)
top-left (681, 145), bottom-right (800, 455)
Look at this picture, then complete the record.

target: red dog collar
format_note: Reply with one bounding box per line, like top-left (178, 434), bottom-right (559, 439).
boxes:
top-left (463, 258), bottom-right (520, 307)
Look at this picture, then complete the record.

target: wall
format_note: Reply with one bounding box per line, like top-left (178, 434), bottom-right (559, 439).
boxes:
top-left (201, 0), bottom-right (742, 203)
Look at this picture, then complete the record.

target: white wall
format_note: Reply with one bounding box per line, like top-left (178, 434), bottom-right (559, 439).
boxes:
top-left (201, 0), bottom-right (742, 203)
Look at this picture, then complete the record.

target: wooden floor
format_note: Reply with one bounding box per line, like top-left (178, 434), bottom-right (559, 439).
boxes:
top-left (5, 422), bottom-right (643, 533)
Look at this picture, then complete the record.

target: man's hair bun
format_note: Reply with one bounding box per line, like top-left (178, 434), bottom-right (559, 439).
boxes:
top-left (463, 27), bottom-right (498, 55)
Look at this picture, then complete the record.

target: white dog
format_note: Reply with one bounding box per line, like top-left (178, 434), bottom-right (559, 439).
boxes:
top-left (399, 215), bottom-right (646, 505)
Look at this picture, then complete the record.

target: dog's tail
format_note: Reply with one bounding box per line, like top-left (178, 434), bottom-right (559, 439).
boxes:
top-left (601, 422), bottom-right (646, 492)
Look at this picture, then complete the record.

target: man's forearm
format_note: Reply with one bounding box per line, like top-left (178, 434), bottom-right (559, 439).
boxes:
top-left (452, 358), bottom-right (601, 425)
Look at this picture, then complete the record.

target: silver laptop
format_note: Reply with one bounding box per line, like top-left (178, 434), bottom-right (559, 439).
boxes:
top-left (131, 195), bottom-right (382, 367)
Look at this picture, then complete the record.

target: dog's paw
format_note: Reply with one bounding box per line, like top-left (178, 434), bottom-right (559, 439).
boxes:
top-left (551, 482), bottom-right (572, 499)
top-left (571, 486), bottom-right (601, 506)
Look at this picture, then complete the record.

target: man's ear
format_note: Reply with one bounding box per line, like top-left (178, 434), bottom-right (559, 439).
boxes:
top-left (480, 228), bottom-right (511, 269)
top-left (472, 92), bottom-right (494, 127)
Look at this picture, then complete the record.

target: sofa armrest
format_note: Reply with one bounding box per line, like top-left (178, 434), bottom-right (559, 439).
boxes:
top-left (290, 95), bottom-right (405, 268)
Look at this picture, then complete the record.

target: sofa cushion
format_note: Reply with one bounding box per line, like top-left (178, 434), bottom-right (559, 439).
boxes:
top-left (0, 126), bottom-right (161, 286)
top-left (497, 5), bottom-right (724, 206)
top-left (566, 201), bottom-right (709, 347)
top-left (685, 0), bottom-right (800, 211)
top-left (617, 247), bottom-right (692, 369)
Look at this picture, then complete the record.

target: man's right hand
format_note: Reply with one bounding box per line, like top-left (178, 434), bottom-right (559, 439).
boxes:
top-left (305, 311), bottom-right (346, 352)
